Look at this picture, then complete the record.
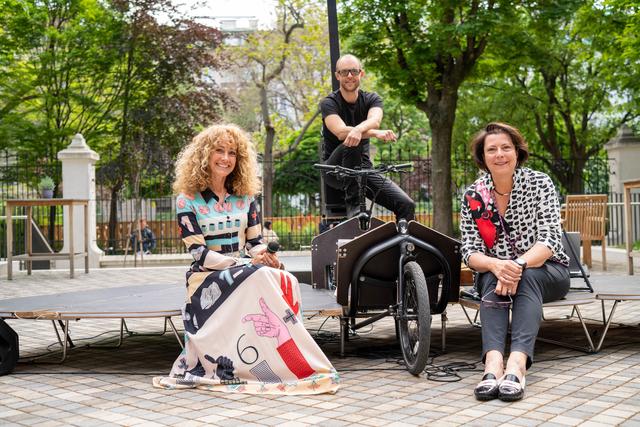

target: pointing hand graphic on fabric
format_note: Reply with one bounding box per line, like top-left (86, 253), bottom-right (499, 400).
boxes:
top-left (243, 298), bottom-right (291, 346)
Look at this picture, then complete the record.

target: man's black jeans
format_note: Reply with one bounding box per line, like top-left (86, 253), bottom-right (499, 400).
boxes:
top-left (323, 144), bottom-right (415, 221)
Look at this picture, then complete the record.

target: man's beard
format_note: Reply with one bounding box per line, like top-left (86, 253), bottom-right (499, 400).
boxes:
top-left (340, 80), bottom-right (359, 93)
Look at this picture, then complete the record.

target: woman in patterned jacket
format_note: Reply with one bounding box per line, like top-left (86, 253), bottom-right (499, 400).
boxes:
top-left (153, 124), bottom-right (338, 394)
top-left (460, 122), bottom-right (569, 402)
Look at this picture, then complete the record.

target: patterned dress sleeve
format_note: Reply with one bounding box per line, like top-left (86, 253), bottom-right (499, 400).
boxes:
top-left (176, 193), bottom-right (237, 271)
top-left (535, 174), bottom-right (564, 256)
top-left (244, 197), bottom-right (267, 257)
top-left (460, 188), bottom-right (488, 267)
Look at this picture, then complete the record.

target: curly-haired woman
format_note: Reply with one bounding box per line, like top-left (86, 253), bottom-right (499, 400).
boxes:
top-left (154, 124), bottom-right (338, 395)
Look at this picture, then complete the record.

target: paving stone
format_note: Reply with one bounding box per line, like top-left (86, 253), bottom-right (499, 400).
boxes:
top-left (506, 417), bottom-right (545, 427)
top-left (1, 268), bottom-right (640, 426)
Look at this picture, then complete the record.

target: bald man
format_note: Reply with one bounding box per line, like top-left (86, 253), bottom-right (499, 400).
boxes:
top-left (319, 54), bottom-right (415, 221)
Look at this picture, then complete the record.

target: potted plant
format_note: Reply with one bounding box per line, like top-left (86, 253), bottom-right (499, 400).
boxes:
top-left (38, 176), bottom-right (55, 199)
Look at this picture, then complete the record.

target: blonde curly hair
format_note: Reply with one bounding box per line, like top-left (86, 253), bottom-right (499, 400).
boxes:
top-left (173, 124), bottom-right (261, 197)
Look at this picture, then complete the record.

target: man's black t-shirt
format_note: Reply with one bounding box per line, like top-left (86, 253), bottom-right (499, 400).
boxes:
top-left (319, 89), bottom-right (383, 162)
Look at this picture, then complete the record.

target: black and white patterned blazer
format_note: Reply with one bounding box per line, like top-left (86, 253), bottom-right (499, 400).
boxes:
top-left (460, 167), bottom-right (569, 268)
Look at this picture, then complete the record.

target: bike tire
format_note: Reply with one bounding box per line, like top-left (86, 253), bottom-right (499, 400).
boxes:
top-left (398, 261), bottom-right (431, 375)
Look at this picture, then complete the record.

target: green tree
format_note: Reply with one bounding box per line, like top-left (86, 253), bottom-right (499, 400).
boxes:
top-left (0, 0), bottom-right (124, 157)
top-left (226, 0), bottom-right (330, 217)
top-left (341, 0), bottom-right (517, 235)
top-left (454, 1), bottom-right (636, 194)
top-left (101, 0), bottom-right (226, 249)
top-left (273, 120), bottom-right (322, 197)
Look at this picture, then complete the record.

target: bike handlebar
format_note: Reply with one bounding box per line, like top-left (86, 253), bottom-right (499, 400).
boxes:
top-left (313, 162), bottom-right (412, 176)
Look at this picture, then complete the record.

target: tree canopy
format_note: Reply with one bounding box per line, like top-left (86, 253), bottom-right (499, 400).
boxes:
top-left (341, 0), bottom-right (518, 235)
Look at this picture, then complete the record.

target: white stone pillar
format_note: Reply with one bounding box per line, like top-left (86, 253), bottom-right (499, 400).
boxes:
top-left (57, 134), bottom-right (103, 268)
top-left (605, 126), bottom-right (640, 245)
top-left (605, 126), bottom-right (640, 193)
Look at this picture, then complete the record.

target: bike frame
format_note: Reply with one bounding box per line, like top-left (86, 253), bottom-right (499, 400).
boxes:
top-left (344, 220), bottom-right (452, 319)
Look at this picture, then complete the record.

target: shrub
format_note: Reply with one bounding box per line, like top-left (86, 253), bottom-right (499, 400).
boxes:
top-left (38, 176), bottom-right (55, 191)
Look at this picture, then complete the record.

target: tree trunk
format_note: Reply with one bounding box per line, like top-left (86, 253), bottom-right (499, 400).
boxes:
top-left (566, 157), bottom-right (586, 194)
top-left (420, 90), bottom-right (458, 236)
top-left (260, 85), bottom-right (274, 218)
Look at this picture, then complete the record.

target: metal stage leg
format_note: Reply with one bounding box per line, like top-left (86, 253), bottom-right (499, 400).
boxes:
top-left (440, 311), bottom-right (447, 353)
top-left (460, 301), bottom-right (595, 353)
top-left (85, 319), bottom-right (127, 349)
top-left (594, 300), bottom-right (620, 353)
top-left (537, 305), bottom-right (596, 353)
top-left (340, 317), bottom-right (349, 357)
top-left (49, 319), bottom-right (70, 363)
top-left (22, 316), bottom-right (183, 364)
top-left (166, 317), bottom-right (184, 349)
top-left (460, 304), bottom-right (481, 328)
top-left (50, 319), bottom-right (71, 362)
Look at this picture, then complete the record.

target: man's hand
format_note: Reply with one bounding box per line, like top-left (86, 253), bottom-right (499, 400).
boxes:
top-left (371, 129), bottom-right (396, 142)
top-left (343, 127), bottom-right (363, 147)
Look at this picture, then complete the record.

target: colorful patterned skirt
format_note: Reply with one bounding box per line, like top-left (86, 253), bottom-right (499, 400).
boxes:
top-left (153, 264), bottom-right (339, 394)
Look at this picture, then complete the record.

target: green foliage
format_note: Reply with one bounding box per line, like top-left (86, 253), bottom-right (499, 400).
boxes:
top-left (273, 120), bottom-right (322, 195)
top-left (453, 0), bottom-right (636, 193)
top-left (340, 1), bottom-right (516, 107)
top-left (223, 0), bottom-right (330, 217)
top-left (0, 0), bottom-right (125, 157)
top-left (339, 0), bottom-right (520, 235)
top-left (372, 85), bottom-right (431, 160)
top-left (271, 220), bottom-right (290, 238)
top-left (269, 219), bottom-right (316, 251)
top-left (0, 0), bottom-right (228, 195)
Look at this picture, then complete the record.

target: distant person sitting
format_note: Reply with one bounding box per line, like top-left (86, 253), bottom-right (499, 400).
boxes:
top-left (262, 220), bottom-right (279, 244)
top-left (130, 219), bottom-right (156, 254)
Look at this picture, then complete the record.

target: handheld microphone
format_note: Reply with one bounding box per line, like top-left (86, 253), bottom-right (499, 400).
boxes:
top-left (267, 241), bottom-right (280, 254)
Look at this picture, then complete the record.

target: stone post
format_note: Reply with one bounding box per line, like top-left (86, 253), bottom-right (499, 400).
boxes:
top-left (605, 125), bottom-right (640, 193)
top-left (57, 134), bottom-right (103, 268)
top-left (605, 126), bottom-right (640, 245)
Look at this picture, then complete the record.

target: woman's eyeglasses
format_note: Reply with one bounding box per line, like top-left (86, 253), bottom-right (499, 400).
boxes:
top-left (336, 68), bottom-right (361, 77)
top-left (481, 289), bottom-right (513, 309)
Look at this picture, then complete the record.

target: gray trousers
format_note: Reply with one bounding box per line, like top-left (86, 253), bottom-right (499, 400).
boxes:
top-left (477, 261), bottom-right (570, 368)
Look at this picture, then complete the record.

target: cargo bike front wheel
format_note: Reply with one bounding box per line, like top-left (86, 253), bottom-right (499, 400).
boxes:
top-left (398, 261), bottom-right (431, 375)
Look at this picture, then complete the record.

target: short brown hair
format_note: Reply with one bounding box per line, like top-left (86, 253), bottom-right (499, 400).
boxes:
top-left (470, 122), bottom-right (529, 171)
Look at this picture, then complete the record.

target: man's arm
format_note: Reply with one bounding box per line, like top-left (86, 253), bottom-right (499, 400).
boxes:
top-left (325, 107), bottom-right (395, 147)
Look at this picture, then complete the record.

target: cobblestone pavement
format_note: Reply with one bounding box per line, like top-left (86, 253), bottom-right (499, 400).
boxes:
top-left (1, 265), bottom-right (640, 426)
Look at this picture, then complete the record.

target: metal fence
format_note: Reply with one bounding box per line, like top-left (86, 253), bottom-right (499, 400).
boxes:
top-left (2, 149), bottom-right (639, 258)
top-left (0, 152), bottom-right (63, 259)
top-left (607, 192), bottom-right (640, 247)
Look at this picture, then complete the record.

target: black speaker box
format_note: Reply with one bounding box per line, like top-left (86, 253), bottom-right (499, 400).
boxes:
top-left (0, 319), bottom-right (19, 375)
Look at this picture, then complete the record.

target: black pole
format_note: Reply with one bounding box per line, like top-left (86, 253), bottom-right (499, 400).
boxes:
top-left (320, 0), bottom-right (341, 217)
top-left (327, 0), bottom-right (340, 91)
